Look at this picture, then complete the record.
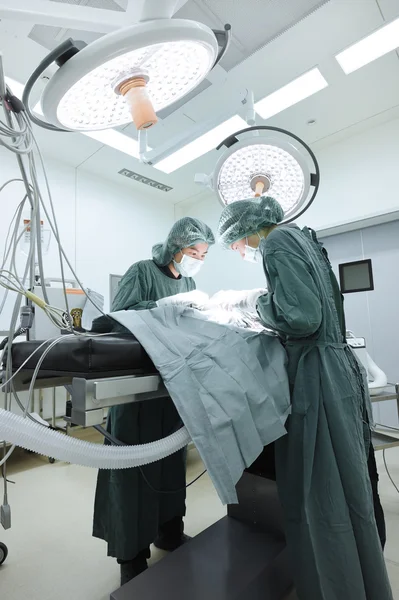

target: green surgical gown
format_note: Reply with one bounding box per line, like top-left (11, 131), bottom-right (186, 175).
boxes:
top-left (93, 259), bottom-right (195, 560)
top-left (256, 225), bottom-right (392, 600)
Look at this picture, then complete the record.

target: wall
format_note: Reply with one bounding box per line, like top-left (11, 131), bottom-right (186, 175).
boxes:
top-left (322, 221), bottom-right (399, 427)
top-left (305, 117), bottom-right (399, 233)
top-left (0, 147), bottom-right (175, 326)
top-left (0, 150), bottom-right (74, 332)
top-left (74, 169), bottom-right (175, 312)
top-left (0, 147), bottom-right (174, 418)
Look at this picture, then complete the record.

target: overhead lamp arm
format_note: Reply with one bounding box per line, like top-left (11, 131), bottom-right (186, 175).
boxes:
top-left (22, 38), bottom-right (87, 133)
top-left (142, 86), bottom-right (249, 166)
top-left (212, 24), bottom-right (232, 68)
top-left (139, 0), bottom-right (185, 21)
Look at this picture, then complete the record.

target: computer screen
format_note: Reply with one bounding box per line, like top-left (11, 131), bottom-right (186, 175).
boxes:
top-left (339, 259), bottom-right (374, 294)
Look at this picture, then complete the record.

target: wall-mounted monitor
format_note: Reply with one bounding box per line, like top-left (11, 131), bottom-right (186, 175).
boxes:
top-left (339, 259), bottom-right (374, 294)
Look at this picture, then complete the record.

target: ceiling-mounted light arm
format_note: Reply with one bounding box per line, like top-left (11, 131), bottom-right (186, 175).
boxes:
top-left (214, 126), bottom-right (320, 223)
top-left (138, 129), bottom-right (148, 160)
top-left (241, 89), bottom-right (256, 126)
top-left (139, 0), bottom-right (185, 22)
top-left (143, 87), bottom-right (250, 167)
top-left (192, 90), bottom-right (257, 184)
top-left (216, 125), bottom-right (318, 153)
top-left (22, 38), bottom-right (87, 132)
top-left (211, 24), bottom-right (232, 68)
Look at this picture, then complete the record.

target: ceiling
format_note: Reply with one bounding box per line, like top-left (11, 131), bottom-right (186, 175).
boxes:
top-left (1, 0), bottom-right (399, 204)
top-left (26, 0), bottom-right (331, 72)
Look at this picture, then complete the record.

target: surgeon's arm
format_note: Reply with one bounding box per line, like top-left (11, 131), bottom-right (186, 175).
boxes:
top-left (111, 264), bottom-right (156, 312)
top-left (256, 250), bottom-right (322, 338)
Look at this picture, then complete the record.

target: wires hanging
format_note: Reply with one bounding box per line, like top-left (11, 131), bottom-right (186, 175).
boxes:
top-left (0, 58), bottom-right (112, 350)
top-left (0, 58), bottom-right (104, 477)
top-left (382, 449), bottom-right (399, 495)
top-left (381, 444), bottom-right (399, 496)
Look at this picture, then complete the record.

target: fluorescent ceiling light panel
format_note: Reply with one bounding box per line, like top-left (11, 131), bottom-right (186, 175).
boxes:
top-left (336, 17), bottom-right (399, 74)
top-left (154, 115), bottom-right (247, 174)
top-left (83, 129), bottom-right (140, 158)
top-left (254, 68), bottom-right (328, 120)
top-left (33, 100), bottom-right (140, 158)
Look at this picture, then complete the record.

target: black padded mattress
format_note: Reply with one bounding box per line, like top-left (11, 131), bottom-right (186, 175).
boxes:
top-left (3, 334), bottom-right (158, 389)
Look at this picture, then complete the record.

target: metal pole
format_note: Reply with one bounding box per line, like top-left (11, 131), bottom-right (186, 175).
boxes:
top-left (31, 389), bottom-right (35, 414)
top-left (0, 54), bottom-right (36, 294)
top-left (395, 383), bottom-right (399, 425)
top-left (52, 387), bottom-right (56, 429)
top-left (66, 389), bottom-right (71, 435)
top-left (39, 389), bottom-right (43, 419)
top-left (2, 442), bottom-right (8, 510)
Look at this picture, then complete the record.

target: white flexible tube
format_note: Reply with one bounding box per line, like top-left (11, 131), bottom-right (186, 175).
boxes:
top-left (367, 352), bottom-right (388, 396)
top-left (0, 409), bottom-right (190, 469)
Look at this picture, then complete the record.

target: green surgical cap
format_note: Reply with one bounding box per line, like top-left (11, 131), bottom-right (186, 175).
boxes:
top-left (152, 217), bottom-right (215, 266)
top-left (218, 196), bottom-right (284, 248)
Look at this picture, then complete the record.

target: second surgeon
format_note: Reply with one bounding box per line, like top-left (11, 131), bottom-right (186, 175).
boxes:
top-left (93, 217), bottom-right (215, 585)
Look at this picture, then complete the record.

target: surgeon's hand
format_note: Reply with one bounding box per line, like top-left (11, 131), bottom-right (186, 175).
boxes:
top-left (208, 288), bottom-right (267, 313)
top-left (157, 290), bottom-right (209, 309)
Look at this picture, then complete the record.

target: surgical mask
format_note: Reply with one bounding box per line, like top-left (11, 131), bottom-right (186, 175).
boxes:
top-left (174, 253), bottom-right (203, 277)
top-left (244, 235), bottom-right (263, 264)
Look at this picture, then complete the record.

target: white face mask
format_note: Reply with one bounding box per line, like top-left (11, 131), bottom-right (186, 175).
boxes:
top-left (244, 236), bottom-right (263, 264)
top-left (173, 253), bottom-right (203, 277)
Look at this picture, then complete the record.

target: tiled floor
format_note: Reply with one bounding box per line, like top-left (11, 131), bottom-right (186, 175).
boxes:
top-left (0, 430), bottom-right (399, 599)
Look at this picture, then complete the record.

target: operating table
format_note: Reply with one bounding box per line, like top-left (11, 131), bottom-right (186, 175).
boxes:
top-left (3, 333), bottom-right (294, 600)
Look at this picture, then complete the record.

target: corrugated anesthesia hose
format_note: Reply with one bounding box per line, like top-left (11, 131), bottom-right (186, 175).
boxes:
top-left (0, 409), bottom-right (190, 469)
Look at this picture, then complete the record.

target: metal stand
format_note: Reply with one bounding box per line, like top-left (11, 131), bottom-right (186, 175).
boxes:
top-left (111, 458), bottom-right (293, 600)
top-left (371, 384), bottom-right (399, 450)
top-left (71, 374), bottom-right (165, 427)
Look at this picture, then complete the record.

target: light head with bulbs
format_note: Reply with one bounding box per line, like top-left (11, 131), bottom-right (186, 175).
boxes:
top-left (22, 20), bottom-right (231, 134)
top-left (20, 12), bottom-right (319, 225)
top-left (197, 125), bottom-right (320, 224)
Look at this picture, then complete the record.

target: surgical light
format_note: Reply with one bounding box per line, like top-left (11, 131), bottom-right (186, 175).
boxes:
top-left (50, 38), bottom-right (213, 131)
top-left (196, 126), bottom-right (320, 223)
top-left (22, 19), bottom-right (231, 133)
top-left (34, 99), bottom-right (143, 158)
top-left (217, 143), bottom-right (305, 211)
top-left (254, 68), bottom-right (328, 120)
top-left (154, 115), bottom-right (247, 174)
top-left (336, 17), bottom-right (399, 74)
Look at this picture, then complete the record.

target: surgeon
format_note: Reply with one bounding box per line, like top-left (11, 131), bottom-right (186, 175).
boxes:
top-left (93, 217), bottom-right (215, 586)
top-left (216, 196), bottom-right (392, 600)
